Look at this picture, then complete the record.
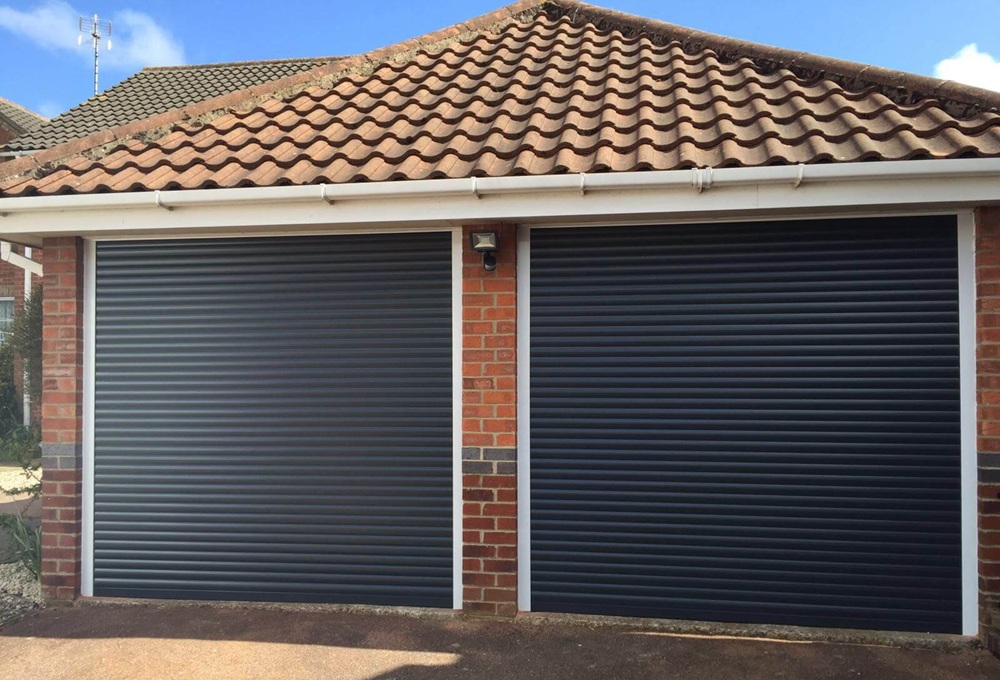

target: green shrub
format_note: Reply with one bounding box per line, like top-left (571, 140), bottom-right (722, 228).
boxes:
top-left (0, 424), bottom-right (41, 576)
top-left (0, 514), bottom-right (40, 579)
top-left (0, 288), bottom-right (43, 578)
top-left (0, 385), bottom-right (21, 460)
top-left (0, 341), bottom-right (13, 384)
top-left (0, 341), bottom-right (20, 454)
top-left (0, 424), bottom-right (40, 488)
top-left (10, 285), bottom-right (42, 412)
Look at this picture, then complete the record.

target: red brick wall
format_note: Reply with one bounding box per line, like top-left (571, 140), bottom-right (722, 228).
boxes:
top-left (977, 207), bottom-right (1000, 650)
top-left (462, 224), bottom-right (518, 615)
top-left (0, 259), bottom-right (23, 300)
top-left (39, 238), bottom-right (84, 602)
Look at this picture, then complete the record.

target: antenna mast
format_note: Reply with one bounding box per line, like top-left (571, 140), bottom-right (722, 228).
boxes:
top-left (78, 14), bottom-right (112, 95)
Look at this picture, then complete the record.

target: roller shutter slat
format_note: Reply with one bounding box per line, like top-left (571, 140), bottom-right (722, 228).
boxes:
top-left (94, 232), bottom-right (453, 606)
top-left (530, 218), bottom-right (961, 633)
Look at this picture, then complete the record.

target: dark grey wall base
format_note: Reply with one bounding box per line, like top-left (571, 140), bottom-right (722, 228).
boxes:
top-left (462, 447), bottom-right (516, 475)
top-left (41, 443), bottom-right (81, 470)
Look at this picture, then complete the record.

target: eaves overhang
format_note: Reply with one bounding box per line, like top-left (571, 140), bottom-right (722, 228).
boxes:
top-left (0, 158), bottom-right (998, 246)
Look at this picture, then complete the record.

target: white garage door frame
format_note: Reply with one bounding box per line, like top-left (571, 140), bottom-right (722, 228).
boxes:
top-left (80, 226), bottom-right (465, 609)
top-left (516, 210), bottom-right (978, 635)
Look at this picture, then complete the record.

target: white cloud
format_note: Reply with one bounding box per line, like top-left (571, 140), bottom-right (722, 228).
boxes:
top-left (934, 43), bottom-right (1000, 92)
top-left (36, 101), bottom-right (65, 119)
top-left (0, 1), bottom-right (78, 51)
top-left (0, 1), bottom-right (185, 71)
top-left (103, 10), bottom-right (185, 69)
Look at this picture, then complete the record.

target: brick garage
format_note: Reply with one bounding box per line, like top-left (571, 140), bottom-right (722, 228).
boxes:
top-left (29, 215), bottom-right (984, 638)
top-left (1, 0), bottom-right (1000, 653)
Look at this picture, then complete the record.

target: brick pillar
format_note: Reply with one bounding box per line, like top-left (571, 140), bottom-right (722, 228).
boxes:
top-left (39, 237), bottom-right (85, 602)
top-left (462, 224), bottom-right (518, 615)
top-left (977, 208), bottom-right (1000, 651)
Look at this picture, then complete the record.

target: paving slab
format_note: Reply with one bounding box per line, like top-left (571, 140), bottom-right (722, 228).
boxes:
top-left (1, 603), bottom-right (998, 680)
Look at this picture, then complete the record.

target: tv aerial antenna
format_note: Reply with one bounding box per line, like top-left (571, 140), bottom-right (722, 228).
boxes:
top-left (78, 14), bottom-right (112, 95)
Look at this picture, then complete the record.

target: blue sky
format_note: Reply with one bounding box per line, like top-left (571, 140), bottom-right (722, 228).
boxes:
top-left (2, 0), bottom-right (1000, 119)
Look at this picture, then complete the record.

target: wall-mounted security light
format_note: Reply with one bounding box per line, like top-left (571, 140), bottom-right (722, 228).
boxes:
top-left (470, 231), bottom-right (499, 271)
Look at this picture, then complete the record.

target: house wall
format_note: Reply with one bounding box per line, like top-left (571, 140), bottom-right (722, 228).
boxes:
top-left (0, 258), bottom-right (24, 301)
top-left (0, 245), bottom-right (43, 423)
top-left (36, 221), bottom-right (996, 647)
top-left (0, 124), bottom-right (15, 147)
top-left (0, 258), bottom-right (25, 419)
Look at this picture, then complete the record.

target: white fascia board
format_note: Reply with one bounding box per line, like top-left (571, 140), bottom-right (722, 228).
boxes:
top-left (1, 158), bottom-right (999, 243)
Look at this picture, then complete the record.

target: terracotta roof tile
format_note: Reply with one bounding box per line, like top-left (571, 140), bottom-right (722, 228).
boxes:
top-left (4, 1), bottom-right (1000, 197)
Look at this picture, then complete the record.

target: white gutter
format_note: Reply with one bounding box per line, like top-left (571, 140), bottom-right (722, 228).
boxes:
top-left (0, 151), bottom-right (38, 159)
top-left (1, 158), bottom-right (1000, 216)
top-left (23, 247), bottom-right (32, 299)
top-left (0, 242), bottom-right (42, 275)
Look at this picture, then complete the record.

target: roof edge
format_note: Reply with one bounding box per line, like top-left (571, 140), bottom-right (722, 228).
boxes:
top-left (143, 56), bottom-right (348, 71)
top-left (0, 0), bottom-right (548, 188)
top-left (548, 0), bottom-right (1000, 117)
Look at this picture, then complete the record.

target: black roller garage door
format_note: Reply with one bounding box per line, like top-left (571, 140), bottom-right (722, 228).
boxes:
top-left (93, 232), bottom-right (454, 606)
top-left (529, 217), bottom-right (962, 632)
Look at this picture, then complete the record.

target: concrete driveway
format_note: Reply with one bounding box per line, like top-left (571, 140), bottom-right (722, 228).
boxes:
top-left (1, 604), bottom-right (998, 680)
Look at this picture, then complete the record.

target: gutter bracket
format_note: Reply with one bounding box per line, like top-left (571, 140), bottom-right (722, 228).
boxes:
top-left (579, 173), bottom-right (587, 196)
top-left (154, 191), bottom-right (173, 212)
top-left (692, 167), bottom-right (714, 194)
top-left (471, 177), bottom-right (481, 200)
top-left (320, 184), bottom-right (335, 205)
top-left (793, 164), bottom-right (805, 189)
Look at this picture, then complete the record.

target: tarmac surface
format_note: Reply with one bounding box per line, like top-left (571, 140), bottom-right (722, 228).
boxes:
top-left (1, 603), bottom-right (998, 680)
